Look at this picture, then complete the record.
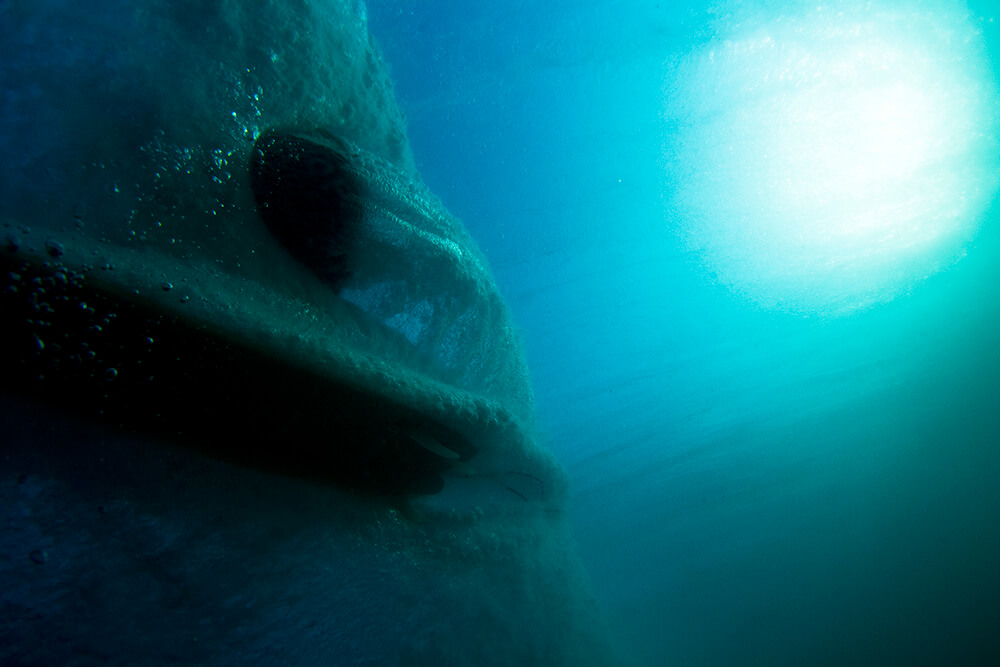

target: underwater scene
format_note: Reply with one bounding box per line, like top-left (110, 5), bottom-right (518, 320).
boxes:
top-left (3, 0), bottom-right (1000, 665)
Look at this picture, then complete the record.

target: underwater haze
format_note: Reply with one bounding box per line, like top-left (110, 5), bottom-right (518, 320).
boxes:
top-left (368, 0), bottom-right (1000, 664)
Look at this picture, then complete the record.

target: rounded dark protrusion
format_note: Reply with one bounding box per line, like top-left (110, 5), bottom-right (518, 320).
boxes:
top-left (45, 239), bottom-right (64, 258)
top-left (250, 131), bottom-right (364, 287)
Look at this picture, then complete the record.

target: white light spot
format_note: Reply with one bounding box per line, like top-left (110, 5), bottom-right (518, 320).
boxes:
top-left (664, 4), bottom-right (1000, 315)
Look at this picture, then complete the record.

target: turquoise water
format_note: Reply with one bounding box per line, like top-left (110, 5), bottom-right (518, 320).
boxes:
top-left (3, 1), bottom-right (999, 663)
top-left (369, 1), bottom-right (1000, 663)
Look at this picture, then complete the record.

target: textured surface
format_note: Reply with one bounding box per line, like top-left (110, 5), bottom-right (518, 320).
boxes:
top-left (0, 397), bottom-right (613, 666)
top-left (0, 2), bottom-right (614, 665)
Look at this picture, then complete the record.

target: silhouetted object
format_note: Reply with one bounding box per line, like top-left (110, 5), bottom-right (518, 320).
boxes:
top-left (251, 131), bottom-right (364, 287)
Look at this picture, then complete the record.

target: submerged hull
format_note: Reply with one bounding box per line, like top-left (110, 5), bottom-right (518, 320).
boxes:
top-left (0, 2), bottom-right (615, 664)
top-left (1, 395), bottom-right (611, 666)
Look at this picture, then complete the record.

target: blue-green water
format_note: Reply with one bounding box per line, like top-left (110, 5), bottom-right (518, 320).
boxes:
top-left (3, 1), bottom-right (999, 663)
top-left (369, 1), bottom-right (1000, 663)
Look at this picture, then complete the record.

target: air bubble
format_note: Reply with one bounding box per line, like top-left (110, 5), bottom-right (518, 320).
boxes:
top-left (45, 239), bottom-right (64, 258)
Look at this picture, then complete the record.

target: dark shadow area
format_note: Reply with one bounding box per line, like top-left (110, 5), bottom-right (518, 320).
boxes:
top-left (0, 251), bottom-right (477, 497)
top-left (250, 130), bottom-right (366, 288)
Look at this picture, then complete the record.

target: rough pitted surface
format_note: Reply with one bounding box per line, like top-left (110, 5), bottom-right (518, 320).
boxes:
top-left (0, 2), bottom-right (616, 664)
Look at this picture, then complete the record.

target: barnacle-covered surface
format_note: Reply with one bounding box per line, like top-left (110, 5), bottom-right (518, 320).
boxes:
top-left (0, 0), bottom-right (542, 485)
top-left (0, 2), bottom-right (617, 664)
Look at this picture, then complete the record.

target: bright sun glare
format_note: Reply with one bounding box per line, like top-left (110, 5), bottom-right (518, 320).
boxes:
top-left (665, 3), bottom-right (1000, 316)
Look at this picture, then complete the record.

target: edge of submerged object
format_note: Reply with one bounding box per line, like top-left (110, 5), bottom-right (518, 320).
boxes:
top-left (0, 236), bottom-right (564, 501)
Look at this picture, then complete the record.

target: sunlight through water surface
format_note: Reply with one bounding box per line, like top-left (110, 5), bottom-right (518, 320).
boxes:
top-left (664, 2), bottom-right (1000, 316)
